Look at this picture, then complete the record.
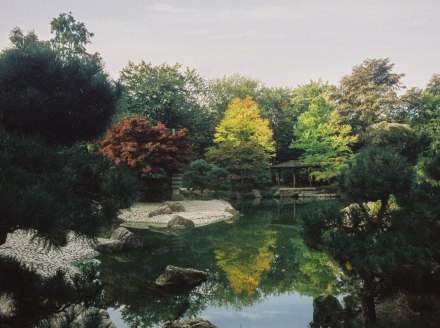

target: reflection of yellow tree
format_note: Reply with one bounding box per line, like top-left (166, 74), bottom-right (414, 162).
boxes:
top-left (215, 230), bottom-right (277, 295)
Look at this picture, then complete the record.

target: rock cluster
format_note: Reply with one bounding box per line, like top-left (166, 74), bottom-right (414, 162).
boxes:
top-left (148, 202), bottom-right (187, 217)
top-left (118, 200), bottom-right (237, 227)
top-left (155, 265), bottom-right (207, 288)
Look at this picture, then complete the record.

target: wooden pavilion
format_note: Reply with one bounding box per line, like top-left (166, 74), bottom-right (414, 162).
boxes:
top-left (271, 160), bottom-right (314, 188)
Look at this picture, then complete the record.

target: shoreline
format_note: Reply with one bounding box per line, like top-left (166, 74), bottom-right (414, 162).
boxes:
top-left (0, 200), bottom-right (237, 277)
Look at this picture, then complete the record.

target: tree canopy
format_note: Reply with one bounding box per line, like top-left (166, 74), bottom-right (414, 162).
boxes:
top-left (291, 82), bottom-right (357, 181)
top-left (213, 96), bottom-right (275, 155)
top-left (334, 58), bottom-right (404, 135)
top-left (118, 61), bottom-right (215, 154)
top-left (97, 117), bottom-right (193, 176)
top-left (50, 12), bottom-right (96, 59)
top-left (0, 29), bottom-right (118, 146)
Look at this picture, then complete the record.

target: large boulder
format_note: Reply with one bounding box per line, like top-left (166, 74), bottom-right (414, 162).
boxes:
top-left (161, 318), bottom-right (217, 328)
top-left (155, 265), bottom-right (207, 288)
top-left (149, 205), bottom-right (173, 217)
top-left (110, 227), bottom-right (143, 249)
top-left (167, 215), bottom-right (195, 229)
top-left (312, 294), bottom-right (343, 327)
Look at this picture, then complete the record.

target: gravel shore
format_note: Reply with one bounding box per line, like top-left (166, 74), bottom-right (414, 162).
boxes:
top-left (118, 199), bottom-right (236, 227)
top-left (0, 230), bottom-right (98, 277)
top-left (0, 200), bottom-right (236, 276)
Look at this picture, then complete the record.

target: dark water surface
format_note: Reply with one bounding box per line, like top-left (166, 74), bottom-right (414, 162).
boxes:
top-left (98, 200), bottom-right (341, 328)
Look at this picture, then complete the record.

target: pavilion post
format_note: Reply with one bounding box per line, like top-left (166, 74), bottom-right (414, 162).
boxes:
top-left (293, 168), bottom-right (296, 188)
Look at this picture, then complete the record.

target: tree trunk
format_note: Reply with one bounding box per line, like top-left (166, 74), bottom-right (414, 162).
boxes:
top-left (361, 278), bottom-right (377, 327)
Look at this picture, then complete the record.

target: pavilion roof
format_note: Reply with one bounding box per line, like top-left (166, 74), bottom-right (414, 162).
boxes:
top-left (272, 160), bottom-right (310, 168)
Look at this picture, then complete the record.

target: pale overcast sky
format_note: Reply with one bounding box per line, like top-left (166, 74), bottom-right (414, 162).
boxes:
top-left (1, 0), bottom-right (439, 88)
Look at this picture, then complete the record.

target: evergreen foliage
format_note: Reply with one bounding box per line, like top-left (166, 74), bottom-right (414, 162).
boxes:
top-left (0, 14), bottom-right (140, 326)
top-left (0, 257), bottom-right (104, 327)
top-left (0, 129), bottom-right (140, 247)
top-left (361, 121), bottom-right (419, 162)
top-left (0, 34), bottom-right (118, 146)
top-left (182, 159), bottom-right (230, 193)
top-left (206, 141), bottom-right (271, 190)
top-left (302, 146), bottom-right (421, 325)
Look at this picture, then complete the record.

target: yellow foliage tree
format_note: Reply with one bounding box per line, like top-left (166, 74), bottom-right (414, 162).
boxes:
top-left (214, 96), bottom-right (275, 155)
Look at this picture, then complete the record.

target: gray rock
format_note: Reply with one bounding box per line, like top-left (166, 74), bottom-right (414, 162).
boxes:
top-left (252, 189), bottom-right (262, 198)
top-left (110, 227), bottom-right (143, 249)
top-left (92, 227), bottom-right (142, 253)
top-left (91, 238), bottom-right (125, 253)
top-left (161, 318), bottom-right (217, 328)
top-left (166, 202), bottom-right (186, 212)
top-left (167, 215), bottom-right (195, 229)
top-left (313, 294), bottom-right (343, 327)
top-left (0, 294), bottom-right (15, 319)
top-left (155, 265), bottom-right (207, 288)
top-left (149, 205), bottom-right (173, 217)
top-left (224, 207), bottom-right (239, 216)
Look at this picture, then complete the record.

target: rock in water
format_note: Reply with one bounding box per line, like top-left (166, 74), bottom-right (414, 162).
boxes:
top-left (167, 215), bottom-right (195, 229)
top-left (92, 227), bottom-right (142, 253)
top-left (313, 294), bottom-right (343, 327)
top-left (110, 227), bottom-right (143, 249)
top-left (155, 265), bottom-right (207, 288)
top-left (91, 238), bottom-right (124, 253)
top-left (161, 318), bottom-right (217, 328)
top-left (224, 207), bottom-right (239, 216)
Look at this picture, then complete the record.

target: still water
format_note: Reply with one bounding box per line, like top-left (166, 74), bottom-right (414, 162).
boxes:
top-left (98, 200), bottom-right (341, 328)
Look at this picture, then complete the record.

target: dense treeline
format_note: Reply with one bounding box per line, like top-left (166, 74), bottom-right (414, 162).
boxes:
top-left (114, 56), bottom-right (438, 192)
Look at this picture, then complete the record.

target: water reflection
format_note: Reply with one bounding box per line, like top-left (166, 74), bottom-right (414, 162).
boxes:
top-left (98, 200), bottom-right (342, 327)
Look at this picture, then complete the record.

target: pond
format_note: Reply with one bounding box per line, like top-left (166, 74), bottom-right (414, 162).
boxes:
top-left (98, 200), bottom-right (343, 328)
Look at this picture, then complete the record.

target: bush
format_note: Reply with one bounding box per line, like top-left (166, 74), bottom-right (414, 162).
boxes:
top-left (182, 159), bottom-right (230, 192)
top-left (260, 189), bottom-right (275, 198)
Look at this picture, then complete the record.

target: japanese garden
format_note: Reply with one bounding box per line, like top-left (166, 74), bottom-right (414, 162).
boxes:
top-left (0, 10), bottom-right (439, 328)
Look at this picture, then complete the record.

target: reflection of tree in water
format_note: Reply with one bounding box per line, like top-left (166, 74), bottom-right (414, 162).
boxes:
top-left (214, 229), bottom-right (277, 295)
top-left (98, 202), bottom-right (342, 327)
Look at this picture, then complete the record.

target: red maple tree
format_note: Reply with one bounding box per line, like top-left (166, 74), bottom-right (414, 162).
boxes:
top-left (97, 117), bottom-right (193, 175)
